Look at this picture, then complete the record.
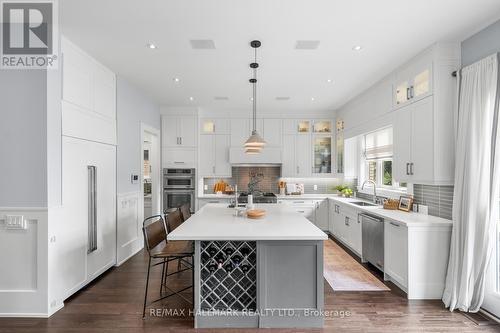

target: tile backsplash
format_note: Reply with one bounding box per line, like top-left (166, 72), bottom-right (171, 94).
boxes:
top-left (203, 167), bottom-right (281, 193)
top-left (413, 184), bottom-right (454, 220)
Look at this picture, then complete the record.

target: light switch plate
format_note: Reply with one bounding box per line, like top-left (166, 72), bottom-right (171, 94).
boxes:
top-left (131, 174), bottom-right (139, 184)
top-left (5, 215), bottom-right (26, 230)
top-left (313, 185), bottom-right (318, 191)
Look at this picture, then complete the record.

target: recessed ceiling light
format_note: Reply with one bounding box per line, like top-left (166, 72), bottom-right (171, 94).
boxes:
top-left (190, 39), bottom-right (216, 49)
top-left (295, 40), bottom-right (320, 50)
top-left (311, 97), bottom-right (315, 101)
top-left (173, 77), bottom-right (180, 83)
top-left (276, 96), bottom-right (290, 101)
top-left (327, 79), bottom-right (333, 83)
top-left (214, 96), bottom-right (229, 101)
top-left (146, 43), bottom-right (157, 49)
top-left (352, 45), bottom-right (363, 51)
top-left (189, 97), bottom-right (194, 101)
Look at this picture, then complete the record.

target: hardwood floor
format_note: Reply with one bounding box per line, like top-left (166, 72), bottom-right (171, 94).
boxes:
top-left (324, 239), bottom-right (389, 291)
top-left (0, 239), bottom-right (498, 333)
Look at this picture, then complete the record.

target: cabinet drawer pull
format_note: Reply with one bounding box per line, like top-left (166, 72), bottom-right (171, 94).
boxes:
top-left (293, 201), bottom-right (305, 204)
top-left (297, 210), bottom-right (305, 213)
top-left (208, 200), bottom-right (220, 203)
top-left (174, 161), bottom-right (185, 164)
top-left (390, 222), bottom-right (400, 227)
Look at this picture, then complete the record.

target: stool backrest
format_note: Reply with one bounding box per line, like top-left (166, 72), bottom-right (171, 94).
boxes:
top-left (179, 203), bottom-right (191, 222)
top-left (166, 208), bottom-right (183, 233)
top-left (142, 215), bottom-right (167, 253)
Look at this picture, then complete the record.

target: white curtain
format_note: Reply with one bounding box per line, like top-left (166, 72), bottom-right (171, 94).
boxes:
top-left (443, 54), bottom-right (500, 312)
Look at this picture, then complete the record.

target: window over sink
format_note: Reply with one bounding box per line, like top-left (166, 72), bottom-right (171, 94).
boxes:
top-left (360, 127), bottom-right (406, 191)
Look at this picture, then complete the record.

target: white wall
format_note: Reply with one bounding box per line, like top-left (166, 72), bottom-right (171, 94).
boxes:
top-left (0, 70), bottom-right (48, 207)
top-left (116, 78), bottom-right (160, 265)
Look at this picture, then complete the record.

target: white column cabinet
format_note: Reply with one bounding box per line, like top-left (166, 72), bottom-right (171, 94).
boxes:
top-left (282, 134), bottom-right (296, 177)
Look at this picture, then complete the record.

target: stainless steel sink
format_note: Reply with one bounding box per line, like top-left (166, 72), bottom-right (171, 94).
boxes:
top-left (350, 201), bottom-right (377, 207)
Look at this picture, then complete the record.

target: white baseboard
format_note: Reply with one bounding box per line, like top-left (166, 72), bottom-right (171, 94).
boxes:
top-left (116, 244), bottom-right (143, 266)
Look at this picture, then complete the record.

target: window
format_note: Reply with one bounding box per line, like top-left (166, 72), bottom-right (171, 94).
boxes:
top-left (360, 127), bottom-right (405, 190)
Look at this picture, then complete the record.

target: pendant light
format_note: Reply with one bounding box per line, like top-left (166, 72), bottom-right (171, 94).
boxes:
top-left (244, 40), bottom-right (266, 154)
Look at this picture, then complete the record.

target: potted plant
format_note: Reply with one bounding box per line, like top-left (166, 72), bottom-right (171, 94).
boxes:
top-left (335, 185), bottom-right (346, 196)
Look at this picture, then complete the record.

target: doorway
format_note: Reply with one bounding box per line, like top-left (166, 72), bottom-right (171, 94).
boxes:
top-left (141, 124), bottom-right (161, 221)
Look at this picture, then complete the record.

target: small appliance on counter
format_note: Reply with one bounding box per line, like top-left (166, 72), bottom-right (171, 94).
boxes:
top-left (285, 183), bottom-right (304, 195)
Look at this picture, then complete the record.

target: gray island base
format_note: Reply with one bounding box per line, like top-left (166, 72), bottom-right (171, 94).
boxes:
top-left (167, 204), bottom-right (328, 328)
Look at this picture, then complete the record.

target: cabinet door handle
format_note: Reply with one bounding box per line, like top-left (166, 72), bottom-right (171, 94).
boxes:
top-left (406, 87), bottom-right (410, 100)
top-left (296, 166), bottom-right (300, 174)
top-left (410, 163), bottom-right (414, 175)
top-left (212, 166), bottom-right (215, 174)
top-left (390, 222), bottom-right (400, 227)
top-left (406, 163), bottom-right (410, 175)
top-left (180, 137), bottom-right (182, 145)
top-left (410, 86), bottom-right (414, 99)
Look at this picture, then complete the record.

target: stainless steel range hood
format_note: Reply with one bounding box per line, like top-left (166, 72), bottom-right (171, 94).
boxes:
top-left (229, 147), bottom-right (282, 165)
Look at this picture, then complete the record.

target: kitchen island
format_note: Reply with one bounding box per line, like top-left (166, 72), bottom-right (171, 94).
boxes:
top-left (167, 203), bottom-right (328, 328)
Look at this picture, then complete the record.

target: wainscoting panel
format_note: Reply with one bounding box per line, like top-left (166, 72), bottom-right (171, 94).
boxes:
top-left (117, 192), bottom-right (143, 265)
top-left (0, 208), bottom-right (49, 316)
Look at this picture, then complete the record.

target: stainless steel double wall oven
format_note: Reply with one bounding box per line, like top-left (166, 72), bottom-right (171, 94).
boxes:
top-left (163, 168), bottom-right (195, 213)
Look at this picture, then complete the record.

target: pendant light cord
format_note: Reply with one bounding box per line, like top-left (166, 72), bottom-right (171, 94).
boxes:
top-left (252, 47), bottom-right (257, 133)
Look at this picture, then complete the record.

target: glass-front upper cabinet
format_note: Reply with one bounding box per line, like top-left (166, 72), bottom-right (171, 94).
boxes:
top-left (200, 118), bottom-right (230, 135)
top-left (313, 120), bottom-right (332, 133)
top-left (297, 120), bottom-right (310, 133)
top-left (336, 120), bottom-right (344, 174)
top-left (313, 136), bottom-right (332, 174)
top-left (393, 54), bottom-right (432, 108)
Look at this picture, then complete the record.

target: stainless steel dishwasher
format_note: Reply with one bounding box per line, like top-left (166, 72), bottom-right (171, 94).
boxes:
top-left (360, 213), bottom-right (384, 271)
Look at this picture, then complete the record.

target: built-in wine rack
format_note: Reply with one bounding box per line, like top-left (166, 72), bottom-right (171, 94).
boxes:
top-left (199, 241), bottom-right (257, 311)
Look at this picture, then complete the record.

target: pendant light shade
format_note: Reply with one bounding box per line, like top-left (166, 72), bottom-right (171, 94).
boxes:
top-left (245, 40), bottom-right (266, 154)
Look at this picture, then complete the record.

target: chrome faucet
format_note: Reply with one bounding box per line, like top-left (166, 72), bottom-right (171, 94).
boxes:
top-left (361, 180), bottom-right (377, 204)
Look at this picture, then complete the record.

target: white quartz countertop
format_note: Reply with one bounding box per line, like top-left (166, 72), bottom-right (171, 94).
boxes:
top-left (167, 203), bottom-right (328, 241)
top-left (328, 196), bottom-right (452, 227)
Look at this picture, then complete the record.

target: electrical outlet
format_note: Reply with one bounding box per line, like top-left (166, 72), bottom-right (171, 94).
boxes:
top-left (5, 215), bottom-right (26, 230)
top-left (313, 184), bottom-right (318, 191)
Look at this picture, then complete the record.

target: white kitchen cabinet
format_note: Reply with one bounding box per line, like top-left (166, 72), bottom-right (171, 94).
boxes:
top-left (162, 115), bottom-right (197, 147)
top-left (296, 135), bottom-right (312, 176)
top-left (393, 96), bottom-right (447, 184)
top-left (314, 199), bottom-right (329, 230)
top-left (329, 200), bottom-right (361, 256)
top-left (385, 220), bottom-right (408, 288)
top-left (263, 118), bottom-right (282, 146)
top-left (199, 135), bottom-right (231, 177)
top-left (162, 147), bottom-right (196, 168)
top-left (393, 52), bottom-right (432, 108)
top-left (200, 118), bottom-right (230, 135)
top-left (198, 197), bottom-right (232, 210)
top-left (61, 37), bottom-right (116, 145)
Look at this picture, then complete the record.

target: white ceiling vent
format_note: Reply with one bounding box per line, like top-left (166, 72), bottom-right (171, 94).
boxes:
top-left (214, 96), bottom-right (229, 100)
top-left (275, 96), bottom-right (290, 101)
top-left (295, 40), bottom-right (320, 50)
top-left (190, 39), bottom-right (216, 49)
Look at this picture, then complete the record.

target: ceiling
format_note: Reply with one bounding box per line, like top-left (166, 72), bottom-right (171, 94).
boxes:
top-left (60, 0), bottom-right (500, 115)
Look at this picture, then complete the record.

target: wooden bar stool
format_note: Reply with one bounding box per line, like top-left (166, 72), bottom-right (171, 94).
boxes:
top-left (165, 208), bottom-right (193, 271)
top-left (179, 203), bottom-right (191, 222)
top-left (142, 215), bottom-right (194, 318)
